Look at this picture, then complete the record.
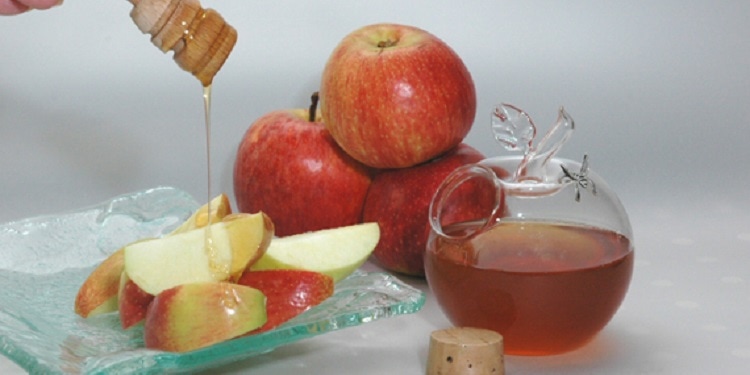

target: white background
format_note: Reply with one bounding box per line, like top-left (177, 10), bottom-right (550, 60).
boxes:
top-left (2, 1), bottom-right (750, 374)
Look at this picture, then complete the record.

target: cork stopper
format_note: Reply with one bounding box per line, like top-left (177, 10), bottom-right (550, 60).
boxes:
top-left (128, 0), bottom-right (237, 86)
top-left (426, 327), bottom-right (505, 375)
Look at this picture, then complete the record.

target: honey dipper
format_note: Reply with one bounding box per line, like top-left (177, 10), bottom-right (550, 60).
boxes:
top-left (128, 0), bottom-right (237, 86)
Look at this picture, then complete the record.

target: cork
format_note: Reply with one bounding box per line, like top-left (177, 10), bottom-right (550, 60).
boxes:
top-left (426, 327), bottom-right (504, 375)
top-left (128, 0), bottom-right (237, 86)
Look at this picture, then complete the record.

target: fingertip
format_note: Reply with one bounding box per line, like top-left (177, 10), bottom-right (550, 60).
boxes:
top-left (24, 0), bottom-right (62, 10)
top-left (0, 0), bottom-right (30, 15)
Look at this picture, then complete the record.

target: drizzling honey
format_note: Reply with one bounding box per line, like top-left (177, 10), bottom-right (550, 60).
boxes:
top-left (201, 85), bottom-right (216, 277)
top-left (128, 0), bottom-right (237, 280)
top-left (201, 84), bottom-right (231, 280)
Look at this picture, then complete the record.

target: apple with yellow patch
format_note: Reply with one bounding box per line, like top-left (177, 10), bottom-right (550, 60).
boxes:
top-left (144, 281), bottom-right (267, 352)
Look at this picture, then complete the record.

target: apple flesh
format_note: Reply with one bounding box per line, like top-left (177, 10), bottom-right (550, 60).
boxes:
top-left (233, 102), bottom-right (373, 236)
top-left (143, 282), bottom-right (267, 352)
top-left (362, 144), bottom-right (503, 276)
top-left (124, 212), bottom-right (273, 296)
top-left (222, 213), bottom-right (275, 281)
top-left (320, 23), bottom-right (476, 169)
top-left (237, 269), bottom-right (334, 333)
top-left (171, 193), bottom-right (232, 234)
top-left (250, 222), bottom-right (380, 283)
top-left (74, 194), bottom-right (233, 318)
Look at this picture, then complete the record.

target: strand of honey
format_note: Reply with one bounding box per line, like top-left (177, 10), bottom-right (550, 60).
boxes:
top-left (128, 0), bottom-right (236, 279)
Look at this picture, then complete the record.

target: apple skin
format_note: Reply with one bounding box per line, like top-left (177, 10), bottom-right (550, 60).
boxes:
top-left (118, 272), bottom-right (154, 330)
top-left (237, 269), bottom-right (334, 333)
top-left (320, 23), bottom-right (476, 169)
top-left (233, 109), bottom-right (374, 236)
top-left (144, 282), bottom-right (267, 352)
top-left (362, 144), bottom-right (504, 276)
top-left (74, 248), bottom-right (124, 318)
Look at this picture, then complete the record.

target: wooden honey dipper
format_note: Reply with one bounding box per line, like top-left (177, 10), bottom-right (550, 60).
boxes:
top-left (128, 0), bottom-right (237, 86)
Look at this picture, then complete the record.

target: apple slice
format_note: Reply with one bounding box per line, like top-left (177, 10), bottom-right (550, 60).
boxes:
top-left (170, 193), bottom-right (232, 235)
top-left (144, 282), bottom-right (267, 352)
top-left (74, 248), bottom-right (125, 318)
top-left (118, 272), bottom-right (154, 329)
top-left (237, 270), bottom-right (334, 333)
top-left (74, 194), bottom-right (232, 318)
top-left (250, 222), bottom-right (379, 282)
top-left (222, 213), bottom-right (275, 280)
top-left (124, 212), bottom-right (273, 296)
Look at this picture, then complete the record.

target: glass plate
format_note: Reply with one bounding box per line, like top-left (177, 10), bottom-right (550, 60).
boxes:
top-left (0, 187), bottom-right (426, 374)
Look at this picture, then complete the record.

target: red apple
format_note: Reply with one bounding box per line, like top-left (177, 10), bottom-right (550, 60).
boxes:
top-left (362, 144), bottom-right (504, 276)
top-left (233, 95), bottom-right (374, 236)
top-left (320, 23), bottom-right (476, 169)
top-left (237, 269), bottom-right (334, 333)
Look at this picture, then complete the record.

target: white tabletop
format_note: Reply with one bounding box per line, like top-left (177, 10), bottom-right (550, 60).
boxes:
top-left (4, 196), bottom-right (750, 375)
top-left (2, 1), bottom-right (749, 374)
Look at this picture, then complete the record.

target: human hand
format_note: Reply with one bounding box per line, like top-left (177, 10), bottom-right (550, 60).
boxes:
top-left (0, 0), bottom-right (61, 15)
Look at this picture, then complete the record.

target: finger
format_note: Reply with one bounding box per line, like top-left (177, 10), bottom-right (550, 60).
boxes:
top-left (20, 0), bottom-right (61, 10)
top-left (0, 0), bottom-right (30, 15)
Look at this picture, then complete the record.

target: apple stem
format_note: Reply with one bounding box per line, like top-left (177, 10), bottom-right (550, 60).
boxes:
top-left (309, 92), bottom-right (319, 122)
top-left (377, 39), bottom-right (397, 48)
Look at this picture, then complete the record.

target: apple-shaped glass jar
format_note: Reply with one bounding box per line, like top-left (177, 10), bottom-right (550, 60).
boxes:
top-left (425, 104), bottom-right (634, 355)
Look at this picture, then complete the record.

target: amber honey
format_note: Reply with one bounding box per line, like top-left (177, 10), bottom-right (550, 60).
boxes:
top-left (201, 84), bottom-right (225, 279)
top-left (425, 220), bottom-right (634, 355)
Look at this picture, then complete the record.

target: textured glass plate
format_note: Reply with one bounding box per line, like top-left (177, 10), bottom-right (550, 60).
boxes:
top-left (0, 187), bottom-right (426, 374)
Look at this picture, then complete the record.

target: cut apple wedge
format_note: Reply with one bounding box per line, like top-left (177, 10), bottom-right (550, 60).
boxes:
top-left (170, 193), bottom-right (232, 235)
top-left (250, 222), bottom-right (380, 282)
top-left (222, 213), bottom-right (275, 280)
top-left (144, 282), bottom-right (267, 352)
top-left (74, 248), bottom-right (125, 318)
top-left (125, 212), bottom-right (273, 296)
top-left (237, 269), bottom-right (334, 333)
top-left (74, 194), bottom-right (233, 318)
top-left (118, 272), bottom-right (154, 329)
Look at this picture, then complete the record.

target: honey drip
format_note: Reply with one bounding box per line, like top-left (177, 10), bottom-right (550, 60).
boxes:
top-left (202, 84), bottom-right (230, 280)
top-left (128, 0), bottom-right (236, 279)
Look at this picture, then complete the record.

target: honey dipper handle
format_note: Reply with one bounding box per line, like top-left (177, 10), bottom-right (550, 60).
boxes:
top-left (128, 0), bottom-right (237, 86)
